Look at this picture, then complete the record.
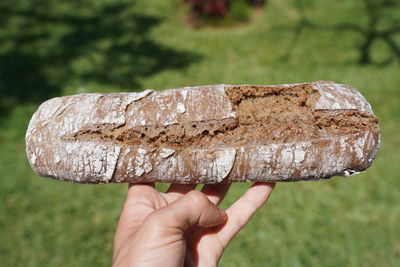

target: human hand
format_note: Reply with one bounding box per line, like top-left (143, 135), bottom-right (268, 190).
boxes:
top-left (113, 182), bottom-right (275, 267)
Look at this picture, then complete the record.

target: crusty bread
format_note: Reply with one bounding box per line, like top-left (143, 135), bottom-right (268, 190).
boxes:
top-left (25, 81), bottom-right (380, 184)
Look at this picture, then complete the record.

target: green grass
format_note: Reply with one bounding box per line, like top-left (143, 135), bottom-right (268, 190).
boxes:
top-left (1, 0), bottom-right (399, 266)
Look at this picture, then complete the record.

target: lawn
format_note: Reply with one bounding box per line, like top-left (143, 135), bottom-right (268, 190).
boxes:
top-left (1, 0), bottom-right (399, 266)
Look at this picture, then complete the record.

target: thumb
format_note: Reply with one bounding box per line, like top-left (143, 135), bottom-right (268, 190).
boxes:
top-left (147, 190), bottom-right (227, 231)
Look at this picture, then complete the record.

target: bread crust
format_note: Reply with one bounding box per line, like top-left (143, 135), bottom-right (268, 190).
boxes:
top-left (25, 81), bottom-right (380, 184)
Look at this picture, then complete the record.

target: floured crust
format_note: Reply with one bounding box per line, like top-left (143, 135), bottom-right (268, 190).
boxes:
top-left (25, 81), bottom-right (380, 184)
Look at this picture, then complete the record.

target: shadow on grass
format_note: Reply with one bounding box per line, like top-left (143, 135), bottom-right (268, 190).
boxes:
top-left (281, 0), bottom-right (400, 65)
top-left (0, 1), bottom-right (200, 117)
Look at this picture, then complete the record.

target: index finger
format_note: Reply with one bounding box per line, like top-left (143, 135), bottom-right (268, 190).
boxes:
top-left (216, 183), bottom-right (275, 247)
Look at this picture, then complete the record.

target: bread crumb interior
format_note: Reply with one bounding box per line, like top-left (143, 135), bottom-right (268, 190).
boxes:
top-left (71, 85), bottom-right (378, 148)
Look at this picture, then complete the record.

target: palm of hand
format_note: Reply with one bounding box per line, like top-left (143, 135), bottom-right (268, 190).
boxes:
top-left (113, 183), bottom-right (274, 267)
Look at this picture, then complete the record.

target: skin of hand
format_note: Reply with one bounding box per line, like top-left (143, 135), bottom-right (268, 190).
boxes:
top-left (113, 182), bottom-right (275, 267)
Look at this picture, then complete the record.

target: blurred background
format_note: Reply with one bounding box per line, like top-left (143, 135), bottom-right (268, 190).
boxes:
top-left (1, 0), bottom-right (399, 266)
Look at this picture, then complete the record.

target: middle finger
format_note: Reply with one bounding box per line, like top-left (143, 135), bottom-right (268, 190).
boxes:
top-left (165, 183), bottom-right (197, 202)
top-left (201, 183), bottom-right (231, 205)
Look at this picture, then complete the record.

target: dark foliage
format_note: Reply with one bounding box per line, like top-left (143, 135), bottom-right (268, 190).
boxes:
top-left (284, 0), bottom-right (400, 65)
top-left (0, 0), bottom-right (200, 116)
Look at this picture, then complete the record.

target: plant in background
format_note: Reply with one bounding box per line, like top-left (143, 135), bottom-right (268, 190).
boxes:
top-left (183, 0), bottom-right (266, 27)
top-left (183, 0), bottom-right (230, 17)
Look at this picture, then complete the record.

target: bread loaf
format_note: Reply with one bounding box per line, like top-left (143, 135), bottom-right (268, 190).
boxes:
top-left (25, 81), bottom-right (380, 184)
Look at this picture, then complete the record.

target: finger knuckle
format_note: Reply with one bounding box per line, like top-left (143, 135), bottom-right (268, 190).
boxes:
top-left (186, 190), bottom-right (210, 207)
top-left (143, 212), bottom-right (159, 227)
top-left (229, 210), bottom-right (246, 229)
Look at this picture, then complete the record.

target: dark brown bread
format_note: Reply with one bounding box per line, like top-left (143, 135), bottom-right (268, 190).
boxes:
top-left (25, 81), bottom-right (380, 184)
